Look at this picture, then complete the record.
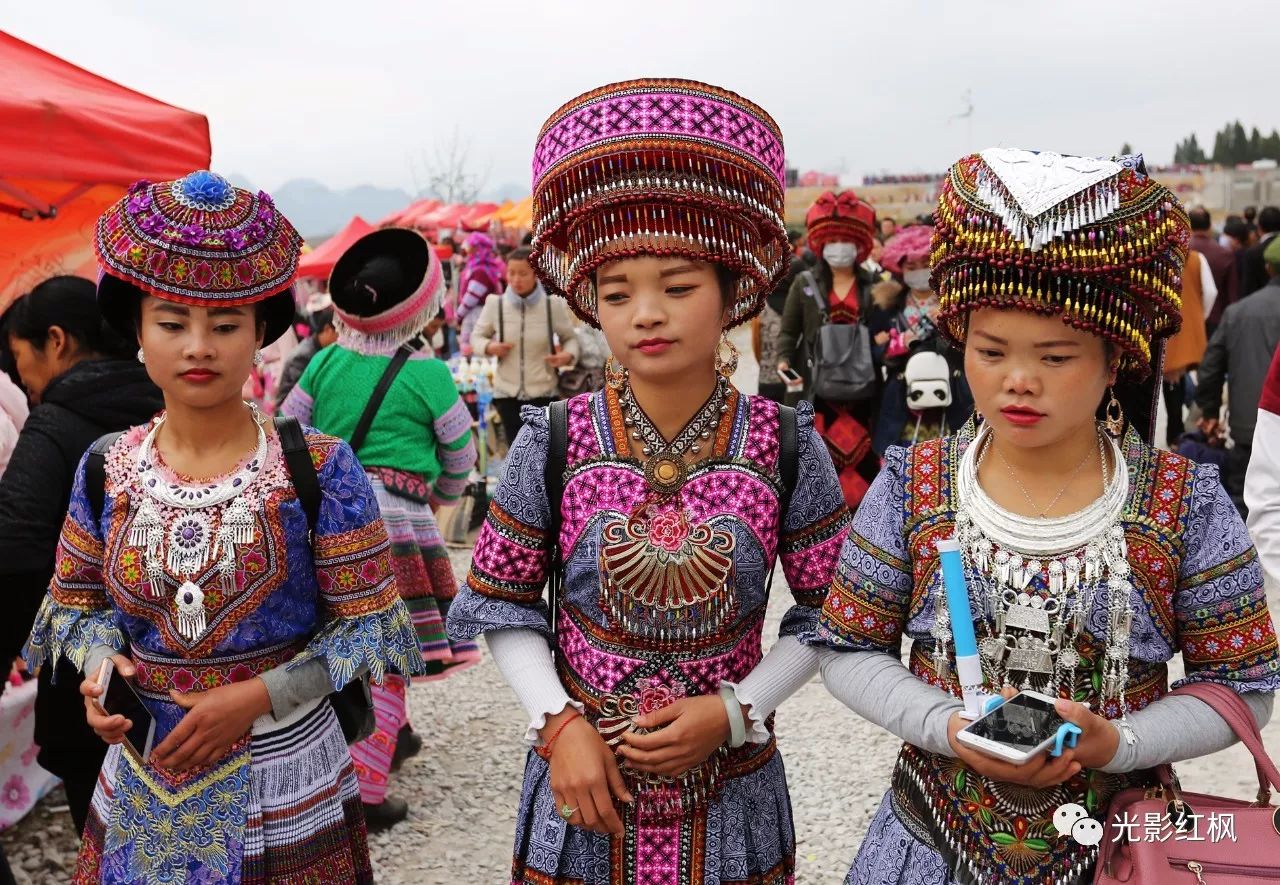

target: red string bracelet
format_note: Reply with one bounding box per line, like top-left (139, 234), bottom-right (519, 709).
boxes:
top-left (535, 711), bottom-right (582, 761)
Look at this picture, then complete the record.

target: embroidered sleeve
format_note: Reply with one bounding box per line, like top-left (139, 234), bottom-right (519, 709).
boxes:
top-left (425, 370), bottom-right (476, 506)
top-left (777, 401), bottom-right (852, 637)
top-left (805, 445), bottom-right (913, 653)
top-left (447, 410), bottom-right (554, 642)
top-left (1172, 463), bottom-right (1280, 694)
top-left (286, 437), bottom-right (427, 688)
top-left (23, 451), bottom-right (126, 673)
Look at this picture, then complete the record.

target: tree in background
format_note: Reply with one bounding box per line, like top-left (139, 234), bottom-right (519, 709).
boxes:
top-left (1180, 120), bottom-right (1280, 165)
top-left (1174, 133), bottom-right (1208, 164)
top-left (1119, 142), bottom-right (1134, 156)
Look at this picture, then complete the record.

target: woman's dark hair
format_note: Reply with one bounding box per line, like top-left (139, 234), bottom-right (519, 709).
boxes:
top-left (308, 306), bottom-right (335, 335)
top-left (1223, 215), bottom-right (1251, 242)
top-left (339, 256), bottom-right (407, 316)
top-left (507, 246), bottom-right (534, 264)
top-left (3, 275), bottom-right (132, 359)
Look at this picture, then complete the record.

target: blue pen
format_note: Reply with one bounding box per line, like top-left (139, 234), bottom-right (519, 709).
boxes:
top-left (936, 537), bottom-right (991, 719)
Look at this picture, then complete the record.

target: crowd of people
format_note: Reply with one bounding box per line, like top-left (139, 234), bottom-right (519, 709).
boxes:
top-left (0, 76), bottom-right (1277, 885)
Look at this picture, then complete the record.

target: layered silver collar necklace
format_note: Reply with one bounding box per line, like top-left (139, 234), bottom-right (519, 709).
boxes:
top-left (935, 423), bottom-right (1135, 711)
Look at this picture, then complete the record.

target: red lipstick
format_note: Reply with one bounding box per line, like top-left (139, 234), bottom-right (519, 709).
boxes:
top-left (1000, 404), bottom-right (1045, 427)
top-left (180, 369), bottom-right (219, 384)
top-left (634, 337), bottom-right (674, 355)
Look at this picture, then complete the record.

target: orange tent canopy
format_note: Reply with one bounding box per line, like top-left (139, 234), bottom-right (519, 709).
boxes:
top-left (296, 216), bottom-right (374, 282)
top-left (0, 31), bottom-right (211, 309)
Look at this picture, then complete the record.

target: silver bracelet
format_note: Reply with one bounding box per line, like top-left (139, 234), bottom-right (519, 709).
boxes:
top-left (718, 684), bottom-right (747, 748)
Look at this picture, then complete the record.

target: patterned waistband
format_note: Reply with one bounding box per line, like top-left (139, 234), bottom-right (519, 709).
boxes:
top-left (132, 640), bottom-right (306, 697)
top-left (367, 466), bottom-right (430, 504)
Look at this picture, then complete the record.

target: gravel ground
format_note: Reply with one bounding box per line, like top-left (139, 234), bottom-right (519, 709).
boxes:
top-left (4, 546), bottom-right (1278, 884)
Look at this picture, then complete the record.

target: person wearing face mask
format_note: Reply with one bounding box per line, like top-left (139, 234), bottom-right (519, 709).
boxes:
top-left (282, 228), bottom-right (480, 830)
top-left (868, 224), bottom-right (974, 454)
top-left (777, 190), bottom-right (884, 509)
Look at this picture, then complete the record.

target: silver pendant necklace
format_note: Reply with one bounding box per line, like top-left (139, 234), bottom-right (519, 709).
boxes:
top-left (619, 377), bottom-right (729, 495)
top-left (132, 402), bottom-right (267, 641)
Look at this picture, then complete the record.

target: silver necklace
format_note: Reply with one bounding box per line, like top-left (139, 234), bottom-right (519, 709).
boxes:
top-left (619, 377), bottom-right (729, 495)
top-left (130, 402), bottom-right (266, 641)
top-left (934, 424), bottom-right (1134, 710)
top-left (992, 430), bottom-right (1103, 518)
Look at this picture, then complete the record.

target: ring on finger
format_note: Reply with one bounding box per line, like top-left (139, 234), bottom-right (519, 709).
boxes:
top-left (558, 802), bottom-right (577, 821)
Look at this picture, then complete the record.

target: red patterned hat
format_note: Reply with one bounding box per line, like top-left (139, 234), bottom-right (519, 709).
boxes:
top-left (805, 191), bottom-right (877, 264)
top-left (930, 149), bottom-right (1189, 376)
top-left (95, 171), bottom-right (302, 344)
top-left (530, 78), bottom-right (788, 328)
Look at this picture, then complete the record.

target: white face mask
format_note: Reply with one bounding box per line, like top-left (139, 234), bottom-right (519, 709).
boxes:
top-left (903, 268), bottom-right (932, 291)
top-left (822, 242), bottom-right (858, 268)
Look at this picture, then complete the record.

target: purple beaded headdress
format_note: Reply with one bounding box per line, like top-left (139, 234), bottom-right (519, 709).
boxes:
top-left (529, 78), bottom-right (788, 329)
top-left (95, 171), bottom-right (302, 343)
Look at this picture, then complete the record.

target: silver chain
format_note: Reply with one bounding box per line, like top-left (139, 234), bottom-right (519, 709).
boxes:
top-left (989, 428), bottom-right (1105, 518)
top-left (620, 377), bottom-right (729, 458)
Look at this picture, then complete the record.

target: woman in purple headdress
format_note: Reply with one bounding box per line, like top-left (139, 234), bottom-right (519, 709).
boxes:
top-left (23, 171), bottom-right (424, 883)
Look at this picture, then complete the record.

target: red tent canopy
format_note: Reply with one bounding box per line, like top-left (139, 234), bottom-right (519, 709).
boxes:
top-left (459, 202), bottom-right (500, 231)
top-left (376, 198), bottom-right (440, 228)
top-left (0, 31), bottom-right (211, 307)
top-left (296, 216), bottom-right (374, 282)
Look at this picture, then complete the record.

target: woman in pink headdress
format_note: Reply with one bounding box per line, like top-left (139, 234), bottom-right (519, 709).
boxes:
top-left (869, 223), bottom-right (974, 453)
top-left (456, 232), bottom-right (506, 352)
top-left (448, 78), bottom-right (849, 885)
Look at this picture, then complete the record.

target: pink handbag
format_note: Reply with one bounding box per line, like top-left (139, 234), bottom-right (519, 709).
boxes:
top-left (1095, 682), bottom-right (1280, 884)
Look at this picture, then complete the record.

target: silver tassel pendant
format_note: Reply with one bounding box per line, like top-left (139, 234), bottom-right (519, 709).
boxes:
top-left (175, 581), bottom-right (207, 641)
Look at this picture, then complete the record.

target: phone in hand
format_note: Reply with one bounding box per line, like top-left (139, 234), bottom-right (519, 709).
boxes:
top-left (776, 366), bottom-right (803, 391)
top-left (95, 658), bottom-right (156, 764)
top-left (955, 690), bottom-right (1070, 765)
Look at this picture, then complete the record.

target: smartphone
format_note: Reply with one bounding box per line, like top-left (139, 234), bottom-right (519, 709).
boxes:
top-left (95, 659), bottom-right (156, 764)
top-left (777, 367), bottom-right (804, 390)
top-left (956, 690), bottom-right (1068, 764)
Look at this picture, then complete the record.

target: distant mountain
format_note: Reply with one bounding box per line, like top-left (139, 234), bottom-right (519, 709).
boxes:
top-left (228, 175), bottom-right (415, 241)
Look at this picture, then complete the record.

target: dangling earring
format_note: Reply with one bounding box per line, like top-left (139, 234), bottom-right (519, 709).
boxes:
top-left (1103, 387), bottom-right (1125, 438)
top-left (136, 348), bottom-right (146, 365)
top-left (714, 333), bottom-right (739, 380)
top-left (253, 350), bottom-right (264, 367)
top-left (605, 355), bottom-right (628, 391)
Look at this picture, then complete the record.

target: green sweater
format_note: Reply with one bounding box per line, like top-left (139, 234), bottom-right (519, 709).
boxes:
top-left (292, 347), bottom-right (474, 499)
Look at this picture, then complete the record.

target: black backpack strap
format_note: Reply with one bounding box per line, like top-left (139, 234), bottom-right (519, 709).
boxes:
top-left (85, 432), bottom-right (125, 522)
top-left (766, 405), bottom-right (799, 593)
top-left (349, 335), bottom-right (423, 455)
top-left (544, 399), bottom-right (569, 656)
top-left (274, 416), bottom-right (321, 537)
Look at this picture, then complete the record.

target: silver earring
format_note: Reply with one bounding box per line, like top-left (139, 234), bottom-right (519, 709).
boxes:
top-left (136, 348), bottom-right (146, 364)
top-left (253, 350), bottom-right (264, 367)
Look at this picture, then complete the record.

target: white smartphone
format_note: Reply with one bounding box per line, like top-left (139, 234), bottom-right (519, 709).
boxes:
top-left (95, 658), bottom-right (157, 765)
top-left (777, 367), bottom-right (804, 391)
top-left (956, 690), bottom-right (1069, 764)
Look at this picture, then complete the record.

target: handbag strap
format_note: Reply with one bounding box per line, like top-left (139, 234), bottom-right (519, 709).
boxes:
top-left (545, 399), bottom-right (569, 661)
top-left (274, 416), bottom-right (321, 538)
top-left (349, 335), bottom-right (423, 455)
top-left (1168, 681), bottom-right (1280, 797)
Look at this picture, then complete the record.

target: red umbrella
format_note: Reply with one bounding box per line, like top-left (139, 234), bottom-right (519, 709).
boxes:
top-left (296, 216), bottom-right (375, 281)
top-left (0, 32), bottom-right (211, 307)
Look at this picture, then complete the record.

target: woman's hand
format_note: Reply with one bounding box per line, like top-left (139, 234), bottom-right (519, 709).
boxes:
top-left (486, 341), bottom-right (514, 358)
top-left (617, 696), bottom-right (730, 778)
top-left (1052, 698), bottom-right (1120, 770)
top-left (81, 653), bottom-right (135, 745)
top-left (545, 351), bottom-right (574, 368)
top-left (947, 710), bottom-right (1082, 787)
top-left (873, 332), bottom-right (891, 346)
top-left (149, 678), bottom-right (272, 771)
top-left (543, 710), bottom-right (632, 835)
